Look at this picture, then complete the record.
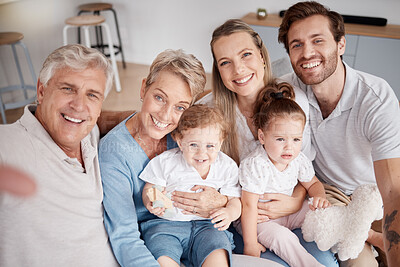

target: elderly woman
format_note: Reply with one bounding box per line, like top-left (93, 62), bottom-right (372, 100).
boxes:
top-left (98, 49), bottom-right (232, 266)
top-left (195, 19), bottom-right (338, 266)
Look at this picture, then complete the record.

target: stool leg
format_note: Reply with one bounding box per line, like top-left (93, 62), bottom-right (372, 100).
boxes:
top-left (77, 10), bottom-right (87, 44)
top-left (101, 22), bottom-right (121, 93)
top-left (63, 25), bottom-right (72, 45)
top-left (110, 8), bottom-right (126, 68)
top-left (95, 25), bottom-right (105, 53)
top-left (0, 95), bottom-right (7, 124)
top-left (64, 24), bottom-right (91, 48)
top-left (93, 10), bottom-right (105, 53)
top-left (18, 41), bottom-right (37, 91)
top-left (11, 43), bottom-right (28, 100)
top-left (83, 26), bottom-right (91, 48)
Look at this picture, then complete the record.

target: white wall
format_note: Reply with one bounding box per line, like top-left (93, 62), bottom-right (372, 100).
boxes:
top-left (1, 0), bottom-right (399, 77)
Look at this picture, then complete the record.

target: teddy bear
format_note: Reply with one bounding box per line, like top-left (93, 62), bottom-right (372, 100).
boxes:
top-left (301, 184), bottom-right (383, 261)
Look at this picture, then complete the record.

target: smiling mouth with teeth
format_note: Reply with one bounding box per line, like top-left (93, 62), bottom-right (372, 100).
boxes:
top-left (302, 61), bottom-right (321, 69)
top-left (151, 115), bottom-right (169, 129)
top-left (234, 74), bottom-right (253, 84)
top-left (63, 114), bottom-right (83, 123)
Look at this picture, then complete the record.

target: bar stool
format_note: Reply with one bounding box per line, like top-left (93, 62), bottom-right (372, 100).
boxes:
top-left (0, 32), bottom-right (36, 124)
top-left (63, 15), bottom-right (122, 93)
top-left (77, 2), bottom-right (126, 69)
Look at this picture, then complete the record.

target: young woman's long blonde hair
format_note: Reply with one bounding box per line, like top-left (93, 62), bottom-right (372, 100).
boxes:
top-left (210, 19), bottom-right (274, 164)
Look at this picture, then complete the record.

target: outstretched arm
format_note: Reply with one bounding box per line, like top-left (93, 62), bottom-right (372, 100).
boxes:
top-left (0, 165), bottom-right (36, 196)
top-left (374, 158), bottom-right (400, 267)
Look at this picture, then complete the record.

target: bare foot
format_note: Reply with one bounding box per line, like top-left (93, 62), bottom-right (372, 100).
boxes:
top-left (367, 229), bottom-right (385, 251)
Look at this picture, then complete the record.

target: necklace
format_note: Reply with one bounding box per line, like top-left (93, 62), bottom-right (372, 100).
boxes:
top-left (137, 131), bottom-right (148, 149)
top-left (137, 131), bottom-right (166, 158)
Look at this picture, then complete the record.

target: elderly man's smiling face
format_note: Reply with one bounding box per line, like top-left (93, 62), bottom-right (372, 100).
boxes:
top-left (35, 67), bottom-right (106, 157)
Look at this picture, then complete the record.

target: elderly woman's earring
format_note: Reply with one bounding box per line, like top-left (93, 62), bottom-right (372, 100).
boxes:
top-left (140, 98), bottom-right (143, 102)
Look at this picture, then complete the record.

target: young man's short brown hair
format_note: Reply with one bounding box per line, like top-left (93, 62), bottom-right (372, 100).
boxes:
top-left (278, 1), bottom-right (345, 53)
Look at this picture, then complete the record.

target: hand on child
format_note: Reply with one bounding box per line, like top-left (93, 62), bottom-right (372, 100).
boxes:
top-left (243, 242), bottom-right (266, 258)
top-left (210, 207), bottom-right (233, 231)
top-left (257, 192), bottom-right (302, 221)
top-left (172, 185), bottom-right (225, 218)
top-left (309, 197), bottom-right (331, 211)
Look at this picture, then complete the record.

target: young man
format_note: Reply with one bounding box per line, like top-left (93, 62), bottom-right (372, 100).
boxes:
top-left (279, 2), bottom-right (400, 266)
top-left (0, 44), bottom-right (118, 267)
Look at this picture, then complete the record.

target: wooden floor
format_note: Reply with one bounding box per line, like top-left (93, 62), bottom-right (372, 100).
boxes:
top-left (0, 62), bottom-right (212, 124)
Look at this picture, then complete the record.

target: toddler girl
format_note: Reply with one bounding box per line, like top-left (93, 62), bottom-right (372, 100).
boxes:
top-left (237, 81), bottom-right (330, 267)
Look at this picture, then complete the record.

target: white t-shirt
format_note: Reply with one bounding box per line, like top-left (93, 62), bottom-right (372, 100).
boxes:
top-left (139, 147), bottom-right (241, 221)
top-left (281, 63), bottom-right (400, 194)
top-left (198, 86), bottom-right (315, 162)
top-left (239, 145), bottom-right (315, 196)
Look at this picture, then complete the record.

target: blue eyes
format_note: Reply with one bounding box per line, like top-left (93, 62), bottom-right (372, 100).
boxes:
top-left (188, 143), bottom-right (216, 151)
top-left (219, 52), bottom-right (252, 67)
top-left (292, 39), bottom-right (323, 49)
top-left (60, 87), bottom-right (101, 101)
top-left (154, 95), bottom-right (186, 112)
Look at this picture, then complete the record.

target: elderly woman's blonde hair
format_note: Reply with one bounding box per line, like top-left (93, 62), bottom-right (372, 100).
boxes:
top-left (144, 49), bottom-right (206, 103)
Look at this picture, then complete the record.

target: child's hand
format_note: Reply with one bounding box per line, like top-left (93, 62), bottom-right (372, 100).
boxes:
top-left (210, 208), bottom-right (233, 231)
top-left (243, 242), bottom-right (266, 257)
top-left (144, 197), bottom-right (166, 216)
top-left (309, 197), bottom-right (331, 210)
top-left (148, 205), bottom-right (166, 217)
top-left (144, 187), bottom-right (167, 216)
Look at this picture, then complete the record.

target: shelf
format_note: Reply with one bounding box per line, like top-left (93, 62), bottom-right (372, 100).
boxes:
top-left (241, 13), bottom-right (400, 39)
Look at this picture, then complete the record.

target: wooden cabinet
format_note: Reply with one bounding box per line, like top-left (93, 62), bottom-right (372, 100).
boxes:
top-left (242, 13), bottom-right (400, 99)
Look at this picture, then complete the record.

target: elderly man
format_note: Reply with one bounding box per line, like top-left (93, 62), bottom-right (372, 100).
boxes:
top-left (279, 2), bottom-right (400, 266)
top-left (0, 44), bottom-right (118, 266)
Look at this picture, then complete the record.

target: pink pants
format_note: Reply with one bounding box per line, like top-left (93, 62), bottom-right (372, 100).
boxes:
top-left (237, 200), bottom-right (323, 267)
